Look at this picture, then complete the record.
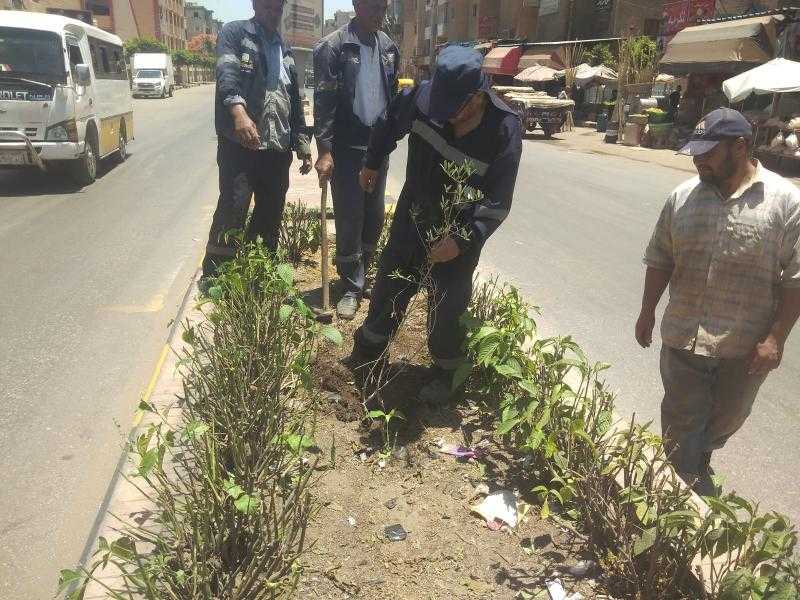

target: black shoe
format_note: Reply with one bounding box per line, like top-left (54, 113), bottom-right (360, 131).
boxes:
top-left (337, 291), bottom-right (360, 320)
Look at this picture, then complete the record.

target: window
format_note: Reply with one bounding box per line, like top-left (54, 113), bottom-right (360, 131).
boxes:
top-left (88, 37), bottom-right (126, 80)
top-left (644, 18), bottom-right (660, 38)
top-left (472, 4), bottom-right (477, 17)
top-left (67, 42), bottom-right (83, 81)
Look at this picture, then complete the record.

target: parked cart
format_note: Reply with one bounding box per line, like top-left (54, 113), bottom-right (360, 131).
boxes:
top-left (495, 88), bottom-right (575, 138)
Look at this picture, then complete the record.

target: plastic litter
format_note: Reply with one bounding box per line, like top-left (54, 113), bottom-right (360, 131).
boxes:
top-left (384, 497), bottom-right (398, 510)
top-left (562, 560), bottom-right (597, 578)
top-left (346, 516), bottom-right (356, 527)
top-left (384, 523), bottom-right (407, 541)
top-left (471, 490), bottom-right (518, 529)
top-left (438, 443), bottom-right (482, 460)
top-left (546, 579), bottom-right (568, 600)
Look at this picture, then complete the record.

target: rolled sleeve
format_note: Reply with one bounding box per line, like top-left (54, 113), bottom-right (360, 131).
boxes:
top-left (644, 196), bottom-right (675, 271)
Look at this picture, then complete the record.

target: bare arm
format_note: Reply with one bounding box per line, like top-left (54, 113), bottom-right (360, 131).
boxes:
top-left (635, 266), bottom-right (672, 348)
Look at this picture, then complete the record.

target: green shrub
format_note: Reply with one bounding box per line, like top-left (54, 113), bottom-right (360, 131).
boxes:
top-left (280, 202), bottom-right (322, 266)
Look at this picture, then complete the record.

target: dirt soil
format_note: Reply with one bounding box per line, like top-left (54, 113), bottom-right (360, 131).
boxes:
top-left (291, 253), bottom-right (607, 600)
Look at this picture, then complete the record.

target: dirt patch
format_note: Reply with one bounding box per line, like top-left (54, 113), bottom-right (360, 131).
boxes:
top-left (293, 248), bottom-right (599, 600)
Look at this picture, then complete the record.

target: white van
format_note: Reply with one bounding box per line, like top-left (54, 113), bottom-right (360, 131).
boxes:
top-left (131, 53), bottom-right (175, 98)
top-left (0, 11), bottom-right (133, 185)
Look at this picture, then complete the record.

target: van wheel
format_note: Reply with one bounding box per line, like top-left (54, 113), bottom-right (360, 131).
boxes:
top-left (116, 123), bottom-right (128, 163)
top-left (70, 131), bottom-right (98, 186)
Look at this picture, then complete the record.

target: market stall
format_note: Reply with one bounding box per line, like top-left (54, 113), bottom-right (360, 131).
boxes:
top-left (723, 58), bottom-right (800, 172)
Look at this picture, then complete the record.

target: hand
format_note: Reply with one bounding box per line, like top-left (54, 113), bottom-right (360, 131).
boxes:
top-left (748, 333), bottom-right (783, 375)
top-left (232, 110), bottom-right (260, 150)
top-left (635, 309), bottom-right (655, 348)
top-left (359, 167), bottom-right (379, 192)
top-left (429, 237), bottom-right (460, 264)
top-left (299, 157), bottom-right (312, 175)
top-left (315, 151), bottom-right (334, 187)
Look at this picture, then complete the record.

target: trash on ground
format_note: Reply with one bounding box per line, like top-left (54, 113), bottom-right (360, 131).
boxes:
top-left (346, 516), bottom-right (356, 527)
top-left (471, 489), bottom-right (518, 529)
top-left (545, 579), bottom-right (567, 600)
top-left (384, 523), bottom-right (407, 542)
top-left (384, 497), bottom-right (398, 510)
top-left (437, 442), bottom-right (483, 460)
top-left (378, 458), bottom-right (386, 468)
top-left (472, 482), bottom-right (490, 497)
top-left (561, 559), bottom-right (597, 578)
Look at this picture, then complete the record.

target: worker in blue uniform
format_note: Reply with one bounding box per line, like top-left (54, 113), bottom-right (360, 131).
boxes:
top-left (352, 45), bottom-right (523, 403)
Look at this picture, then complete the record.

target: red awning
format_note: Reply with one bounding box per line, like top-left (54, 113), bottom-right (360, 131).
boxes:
top-left (483, 46), bottom-right (523, 76)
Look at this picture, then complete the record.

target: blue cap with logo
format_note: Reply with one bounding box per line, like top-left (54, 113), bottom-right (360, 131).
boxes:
top-left (678, 108), bottom-right (753, 156)
top-left (418, 45), bottom-right (490, 122)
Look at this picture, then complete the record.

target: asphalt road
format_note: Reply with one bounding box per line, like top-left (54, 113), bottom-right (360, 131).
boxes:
top-left (387, 132), bottom-right (799, 527)
top-left (0, 85), bottom-right (218, 597)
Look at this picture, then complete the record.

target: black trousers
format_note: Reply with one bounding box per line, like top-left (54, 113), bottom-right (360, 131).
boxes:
top-left (356, 193), bottom-right (480, 370)
top-left (202, 137), bottom-right (291, 277)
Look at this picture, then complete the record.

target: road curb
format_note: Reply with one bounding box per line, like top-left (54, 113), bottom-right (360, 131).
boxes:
top-left (72, 270), bottom-right (200, 599)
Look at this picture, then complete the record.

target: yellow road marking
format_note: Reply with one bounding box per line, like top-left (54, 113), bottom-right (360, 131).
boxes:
top-left (104, 293), bottom-right (165, 314)
top-left (133, 344), bottom-right (170, 427)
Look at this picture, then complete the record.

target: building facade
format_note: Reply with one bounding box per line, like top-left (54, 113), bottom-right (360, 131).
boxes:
top-left (185, 1), bottom-right (216, 40)
top-left (536, 0), bottom-right (663, 42)
top-left (323, 8), bottom-right (354, 36)
top-left (280, 0), bottom-right (323, 86)
top-left (2, 0), bottom-right (187, 48)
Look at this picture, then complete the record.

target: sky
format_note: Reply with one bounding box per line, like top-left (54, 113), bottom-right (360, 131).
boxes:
top-left (195, 0), bottom-right (354, 23)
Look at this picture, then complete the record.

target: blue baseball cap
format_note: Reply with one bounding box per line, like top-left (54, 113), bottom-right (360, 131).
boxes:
top-left (678, 108), bottom-right (753, 156)
top-left (419, 45), bottom-right (490, 122)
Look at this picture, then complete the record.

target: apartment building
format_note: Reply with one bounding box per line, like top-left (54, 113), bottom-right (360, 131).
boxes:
top-left (1, 0), bottom-right (186, 48)
top-left (323, 8), bottom-right (354, 35)
top-left (185, 0), bottom-right (219, 40)
top-left (407, 0), bottom-right (537, 76)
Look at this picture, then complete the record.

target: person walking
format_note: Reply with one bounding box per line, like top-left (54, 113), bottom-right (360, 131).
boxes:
top-left (636, 108), bottom-right (800, 495)
top-left (351, 46), bottom-right (523, 403)
top-left (201, 0), bottom-right (312, 283)
top-left (313, 0), bottom-right (399, 320)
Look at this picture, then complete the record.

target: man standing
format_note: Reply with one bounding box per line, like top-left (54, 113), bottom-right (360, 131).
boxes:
top-left (636, 108), bottom-right (800, 495)
top-left (669, 85), bottom-right (682, 120)
top-left (353, 46), bottom-right (522, 403)
top-left (201, 0), bottom-right (312, 282)
top-left (313, 0), bottom-right (399, 319)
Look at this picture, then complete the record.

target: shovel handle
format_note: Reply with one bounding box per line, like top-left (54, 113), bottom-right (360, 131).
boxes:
top-left (320, 181), bottom-right (330, 311)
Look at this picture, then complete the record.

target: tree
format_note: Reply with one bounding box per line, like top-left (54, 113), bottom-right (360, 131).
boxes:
top-left (172, 49), bottom-right (195, 67)
top-left (584, 43), bottom-right (617, 70)
top-left (187, 34), bottom-right (216, 56)
top-left (123, 37), bottom-right (169, 57)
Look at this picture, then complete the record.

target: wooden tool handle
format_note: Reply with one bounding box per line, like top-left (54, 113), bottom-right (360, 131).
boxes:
top-left (320, 182), bottom-right (330, 311)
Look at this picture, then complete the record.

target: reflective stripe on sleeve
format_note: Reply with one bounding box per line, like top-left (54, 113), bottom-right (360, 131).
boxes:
top-left (411, 120), bottom-right (490, 176)
top-left (474, 205), bottom-right (509, 221)
top-left (217, 54), bottom-right (240, 67)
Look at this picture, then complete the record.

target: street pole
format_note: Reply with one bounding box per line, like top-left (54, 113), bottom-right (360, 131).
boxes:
top-left (429, 0), bottom-right (437, 74)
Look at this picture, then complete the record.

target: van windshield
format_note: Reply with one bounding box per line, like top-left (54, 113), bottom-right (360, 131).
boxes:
top-left (136, 69), bottom-right (163, 78)
top-left (0, 27), bottom-right (66, 83)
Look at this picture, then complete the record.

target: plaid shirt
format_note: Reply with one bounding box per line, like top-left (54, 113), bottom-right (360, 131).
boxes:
top-left (645, 162), bottom-right (800, 358)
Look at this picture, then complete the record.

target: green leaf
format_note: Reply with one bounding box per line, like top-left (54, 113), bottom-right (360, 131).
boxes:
top-left (277, 263), bottom-right (294, 286)
top-left (495, 362), bottom-right (522, 378)
top-left (718, 568), bottom-right (755, 600)
top-left (223, 479), bottom-right (244, 499)
top-left (57, 569), bottom-right (83, 593)
top-left (138, 449), bottom-right (159, 477)
top-left (367, 409), bottom-right (386, 419)
top-left (764, 580), bottom-right (799, 600)
top-left (283, 433), bottom-right (315, 452)
top-left (234, 493), bottom-right (261, 514)
top-left (320, 325), bottom-right (343, 346)
top-left (452, 362), bottom-right (472, 391)
top-left (632, 527), bottom-right (657, 556)
top-left (540, 497), bottom-right (550, 519)
top-left (518, 379), bottom-right (538, 396)
top-left (208, 285), bottom-right (223, 300)
top-left (496, 417), bottom-right (520, 435)
top-left (174, 570), bottom-right (187, 586)
top-left (279, 304), bottom-right (294, 321)
top-left (184, 420), bottom-right (209, 440)
top-left (109, 537), bottom-right (136, 562)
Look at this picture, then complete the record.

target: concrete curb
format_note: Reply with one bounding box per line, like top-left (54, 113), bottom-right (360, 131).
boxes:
top-left (75, 271), bottom-right (201, 599)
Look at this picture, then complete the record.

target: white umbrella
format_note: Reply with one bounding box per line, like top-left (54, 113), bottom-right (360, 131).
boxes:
top-left (655, 73), bottom-right (676, 83)
top-left (557, 63), bottom-right (619, 88)
top-left (723, 58), bottom-right (800, 103)
top-left (514, 64), bottom-right (558, 84)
